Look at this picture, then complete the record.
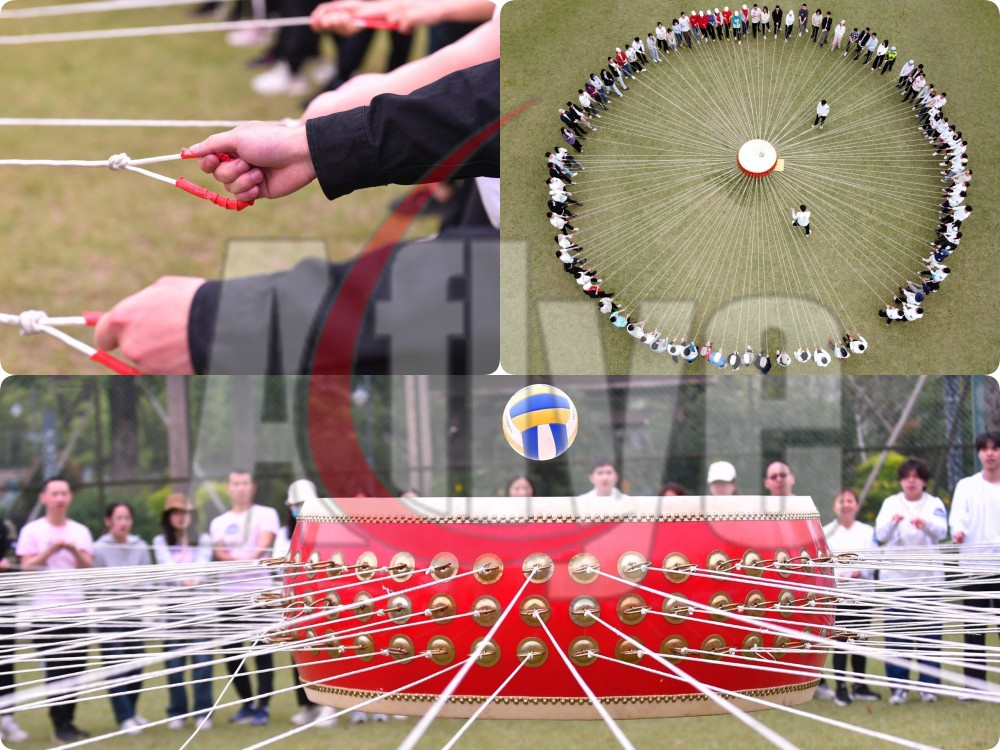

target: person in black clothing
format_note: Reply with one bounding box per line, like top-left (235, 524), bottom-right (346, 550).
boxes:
top-left (0, 517), bottom-right (28, 743)
top-left (95, 60), bottom-right (500, 376)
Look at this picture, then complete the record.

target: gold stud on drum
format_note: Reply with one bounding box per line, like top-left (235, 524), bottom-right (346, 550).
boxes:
top-left (773, 634), bottom-right (791, 659)
top-left (427, 593), bottom-right (457, 621)
top-left (473, 595), bottom-right (501, 627)
top-left (701, 634), bottom-right (727, 660)
top-left (744, 590), bottom-right (766, 617)
top-left (662, 552), bottom-right (691, 584)
top-left (389, 551), bottom-right (415, 582)
top-left (522, 552), bottom-right (554, 583)
top-left (428, 636), bottom-right (455, 666)
top-left (474, 553), bottom-right (504, 584)
top-left (773, 548), bottom-right (792, 578)
top-left (617, 551), bottom-right (650, 583)
top-left (615, 638), bottom-right (644, 664)
top-left (306, 551), bottom-right (321, 579)
top-left (355, 634), bottom-right (376, 662)
top-left (742, 633), bottom-right (764, 657)
top-left (353, 591), bottom-right (375, 623)
top-left (569, 636), bottom-right (599, 666)
top-left (472, 638), bottom-right (500, 667)
top-left (388, 635), bottom-right (416, 663)
top-left (662, 595), bottom-right (689, 625)
top-left (328, 551), bottom-right (346, 576)
top-left (304, 628), bottom-right (319, 655)
top-left (386, 594), bottom-right (413, 624)
top-left (708, 591), bottom-right (734, 622)
top-left (778, 589), bottom-right (795, 619)
top-left (569, 595), bottom-right (600, 627)
top-left (519, 595), bottom-right (550, 626)
top-left (660, 635), bottom-right (687, 664)
top-left (797, 548), bottom-right (814, 573)
top-left (568, 552), bottom-right (600, 584)
top-left (430, 552), bottom-right (459, 580)
top-left (355, 550), bottom-right (378, 581)
top-left (517, 638), bottom-right (548, 668)
top-left (617, 593), bottom-right (648, 625)
top-left (322, 592), bottom-right (341, 620)
top-left (741, 549), bottom-right (764, 577)
top-left (706, 549), bottom-right (730, 578)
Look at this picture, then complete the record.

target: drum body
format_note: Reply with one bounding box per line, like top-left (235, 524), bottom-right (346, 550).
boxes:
top-left (283, 496), bottom-right (833, 719)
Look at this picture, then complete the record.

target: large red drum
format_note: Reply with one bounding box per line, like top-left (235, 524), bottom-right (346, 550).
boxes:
top-left (280, 496), bottom-right (834, 720)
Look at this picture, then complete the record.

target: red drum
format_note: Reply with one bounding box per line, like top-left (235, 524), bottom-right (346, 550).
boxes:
top-left (282, 496), bottom-right (834, 719)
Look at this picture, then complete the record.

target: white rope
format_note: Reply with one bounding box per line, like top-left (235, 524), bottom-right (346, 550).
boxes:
top-left (0, 16), bottom-right (314, 45)
top-left (0, 117), bottom-right (287, 128)
top-left (1, 0), bottom-right (217, 19)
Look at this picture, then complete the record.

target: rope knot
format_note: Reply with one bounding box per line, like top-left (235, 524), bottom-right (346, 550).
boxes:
top-left (107, 153), bottom-right (131, 170)
top-left (17, 310), bottom-right (48, 336)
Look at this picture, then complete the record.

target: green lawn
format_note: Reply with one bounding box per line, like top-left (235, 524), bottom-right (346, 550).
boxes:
top-left (0, 4), bottom-right (434, 374)
top-left (499, 0), bottom-right (1000, 375)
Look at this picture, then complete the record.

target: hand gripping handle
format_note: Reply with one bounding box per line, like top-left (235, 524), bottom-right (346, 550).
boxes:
top-left (175, 178), bottom-right (254, 211)
top-left (91, 350), bottom-right (142, 375)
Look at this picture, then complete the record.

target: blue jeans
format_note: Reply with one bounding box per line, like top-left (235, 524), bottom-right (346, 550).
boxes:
top-left (165, 643), bottom-right (214, 718)
top-left (101, 636), bottom-right (144, 724)
top-left (884, 590), bottom-right (942, 687)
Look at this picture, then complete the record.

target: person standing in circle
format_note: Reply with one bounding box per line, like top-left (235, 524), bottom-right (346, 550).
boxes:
top-left (813, 100), bottom-right (830, 128)
top-left (791, 205), bottom-right (812, 235)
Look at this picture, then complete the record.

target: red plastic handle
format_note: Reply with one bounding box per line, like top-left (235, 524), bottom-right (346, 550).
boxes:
top-left (180, 148), bottom-right (234, 162)
top-left (91, 350), bottom-right (142, 375)
top-left (175, 178), bottom-right (254, 211)
top-left (82, 311), bottom-right (104, 326)
top-left (356, 16), bottom-right (399, 30)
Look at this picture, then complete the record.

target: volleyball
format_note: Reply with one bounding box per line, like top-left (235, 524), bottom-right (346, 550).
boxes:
top-left (502, 384), bottom-right (578, 460)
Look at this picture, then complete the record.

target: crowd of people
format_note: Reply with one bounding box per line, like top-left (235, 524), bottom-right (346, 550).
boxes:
top-left (543, 8), bottom-right (971, 372)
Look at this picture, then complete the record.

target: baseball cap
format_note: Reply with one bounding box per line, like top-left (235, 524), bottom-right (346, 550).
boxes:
top-left (286, 479), bottom-right (318, 507)
top-left (707, 461), bottom-right (737, 484)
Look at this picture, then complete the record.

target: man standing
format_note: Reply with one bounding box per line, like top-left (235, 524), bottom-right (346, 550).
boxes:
top-left (791, 205), bottom-right (812, 236)
top-left (576, 458), bottom-right (630, 503)
top-left (813, 100), bottom-right (830, 128)
top-left (16, 477), bottom-right (94, 744)
top-left (763, 461), bottom-right (796, 496)
top-left (818, 11), bottom-right (832, 46)
top-left (949, 431), bottom-right (1000, 696)
top-left (211, 470), bottom-right (280, 726)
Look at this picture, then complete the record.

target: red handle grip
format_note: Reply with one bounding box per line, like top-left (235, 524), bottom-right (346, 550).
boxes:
top-left (91, 350), bottom-right (142, 375)
top-left (356, 16), bottom-right (399, 30)
top-left (180, 148), bottom-right (234, 162)
top-left (176, 178), bottom-right (254, 211)
top-left (82, 311), bottom-right (103, 326)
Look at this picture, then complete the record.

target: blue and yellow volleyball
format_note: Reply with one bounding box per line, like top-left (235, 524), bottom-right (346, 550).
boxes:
top-left (502, 385), bottom-right (578, 461)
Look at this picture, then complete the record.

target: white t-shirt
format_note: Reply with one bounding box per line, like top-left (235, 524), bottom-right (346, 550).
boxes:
top-left (793, 209), bottom-right (811, 226)
top-left (16, 517), bottom-right (94, 617)
top-left (816, 102), bottom-right (830, 117)
top-left (875, 492), bottom-right (948, 583)
top-left (210, 504), bottom-right (280, 594)
top-left (949, 472), bottom-right (1000, 569)
top-left (823, 519), bottom-right (877, 581)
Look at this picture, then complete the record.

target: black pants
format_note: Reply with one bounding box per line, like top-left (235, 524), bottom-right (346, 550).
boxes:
top-left (220, 607), bottom-right (274, 709)
top-left (275, 0), bottom-right (321, 73)
top-left (831, 606), bottom-right (870, 689)
top-left (656, 37), bottom-right (668, 52)
top-left (34, 623), bottom-right (91, 730)
top-left (811, 25), bottom-right (819, 41)
top-left (792, 221), bottom-right (811, 236)
top-left (785, 24), bottom-right (792, 39)
top-left (0, 621), bottom-right (15, 703)
top-left (882, 59), bottom-right (896, 75)
top-left (962, 580), bottom-right (999, 686)
top-left (814, 115), bottom-right (827, 126)
top-left (320, 27), bottom-right (412, 93)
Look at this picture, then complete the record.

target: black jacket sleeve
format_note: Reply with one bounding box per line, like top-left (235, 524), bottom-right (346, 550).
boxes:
top-left (305, 59), bottom-right (500, 201)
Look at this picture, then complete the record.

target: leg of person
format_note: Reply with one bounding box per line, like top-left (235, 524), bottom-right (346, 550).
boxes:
top-left (254, 652), bottom-right (275, 713)
top-left (102, 638), bottom-right (135, 725)
top-left (165, 653), bottom-right (190, 721)
top-left (38, 624), bottom-right (91, 734)
top-left (961, 581), bottom-right (992, 689)
top-left (916, 631), bottom-right (942, 700)
top-left (804, 222), bottom-right (811, 236)
top-left (191, 652), bottom-right (215, 717)
top-left (224, 641), bottom-right (254, 707)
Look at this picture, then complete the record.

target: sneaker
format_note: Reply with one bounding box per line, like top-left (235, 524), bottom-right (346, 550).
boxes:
top-left (852, 686), bottom-right (881, 701)
top-left (814, 683), bottom-right (836, 700)
top-left (251, 61), bottom-right (310, 97)
top-left (834, 686), bottom-right (852, 706)
top-left (919, 691), bottom-right (938, 703)
top-left (310, 60), bottom-right (337, 86)
top-left (225, 27), bottom-right (273, 47)
top-left (229, 706), bottom-right (257, 724)
top-left (371, 713), bottom-right (389, 722)
top-left (197, 718), bottom-right (213, 730)
top-left (52, 725), bottom-right (90, 744)
top-left (250, 707), bottom-right (270, 726)
top-left (120, 717), bottom-right (144, 735)
top-left (0, 715), bottom-right (28, 742)
top-left (291, 706), bottom-right (319, 726)
top-left (889, 689), bottom-right (909, 705)
top-left (350, 711), bottom-right (368, 724)
top-left (315, 706), bottom-right (338, 727)
top-left (133, 715), bottom-right (150, 726)
top-left (167, 718), bottom-right (186, 730)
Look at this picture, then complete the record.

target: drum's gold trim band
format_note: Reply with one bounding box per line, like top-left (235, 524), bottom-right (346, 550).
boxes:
top-left (297, 513), bottom-right (820, 524)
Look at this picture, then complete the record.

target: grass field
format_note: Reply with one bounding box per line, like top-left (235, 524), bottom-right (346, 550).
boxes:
top-left (499, 0), bottom-right (1000, 376)
top-left (0, 4), bottom-right (434, 374)
top-left (5, 643), bottom-right (999, 750)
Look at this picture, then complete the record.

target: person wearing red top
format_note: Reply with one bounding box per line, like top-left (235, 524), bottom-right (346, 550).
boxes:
top-left (696, 11), bottom-right (709, 42)
top-left (721, 6), bottom-right (733, 39)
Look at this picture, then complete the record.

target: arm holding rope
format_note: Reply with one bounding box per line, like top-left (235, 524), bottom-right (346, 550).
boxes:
top-left (311, 0), bottom-right (494, 36)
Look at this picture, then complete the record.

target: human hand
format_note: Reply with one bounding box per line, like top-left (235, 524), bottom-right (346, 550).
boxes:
top-left (94, 276), bottom-right (205, 374)
top-left (953, 531), bottom-right (965, 543)
top-left (0, 557), bottom-right (8, 570)
top-left (892, 514), bottom-right (904, 523)
top-left (911, 518), bottom-right (925, 529)
top-left (187, 122), bottom-right (315, 202)
top-left (311, 0), bottom-right (428, 35)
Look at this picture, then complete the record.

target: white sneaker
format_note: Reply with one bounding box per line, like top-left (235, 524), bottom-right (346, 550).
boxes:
top-left (132, 715), bottom-right (150, 726)
top-left (167, 718), bottom-right (186, 730)
top-left (197, 718), bottom-right (213, 731)
top-left (0, 715), bottom-right (29, 742)
top-left (120, 717), bottom-right (143, 736)
top-left (315, 706), bottom-right (338, 727)
top-left (310, 59), bottom-right (337, 86)
top-left (349, 711), bottom-right (368, 724)
top-left (372, 713), bottom-right (389, 722)
top-left (251, 61), bottom-right (310, 97)
top-left (291, 706), bottom-right (319, 726)
top-left (889, 689), bottom-right (909, 705)
top-left (919, 691), bottom-right (938, 703)
top-left (226, 27), bottom-right (273, 47)
top-left (814, 683), bottom-right (836, 701)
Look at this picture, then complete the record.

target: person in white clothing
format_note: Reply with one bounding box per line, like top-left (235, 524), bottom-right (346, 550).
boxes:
top-left (707, 460), bottom-right (738, 495)
top-left (575, 458), bottom-right (630, 502)
top-left (830, 19), bottom-right (846, 50)
top-left (211, 470), bottom-right (281, 726)
top-left (949, 431), bottom-right (1000, 694)
top-left (820, 488), bottom-right (881, 705)
top-left (791, 205), bottom-right (811, 235)
top-left (813, 100), bottom-right (830, 128)
top-left (875, 459), bottom-right (948, 705)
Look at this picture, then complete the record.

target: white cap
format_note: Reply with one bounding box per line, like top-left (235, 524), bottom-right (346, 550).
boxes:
top-left (840, 19), bottom-right (845, 23)
top-left (699, 10), bottom-right (704, 15)
top-left (890, 46), bottom-right (896, 50)
top-left (907, 59), bottom-right (913, 64)
top-left (286, 479), bottom-right (318, 507)
top-left (707, 461), bottom-right (737, 484)
top-left (716, 8), bottom-right (721, 12)
top-left (724, 5), bottom-right (729, 9)
top-left (616, 47), bottom-right (621, 51)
